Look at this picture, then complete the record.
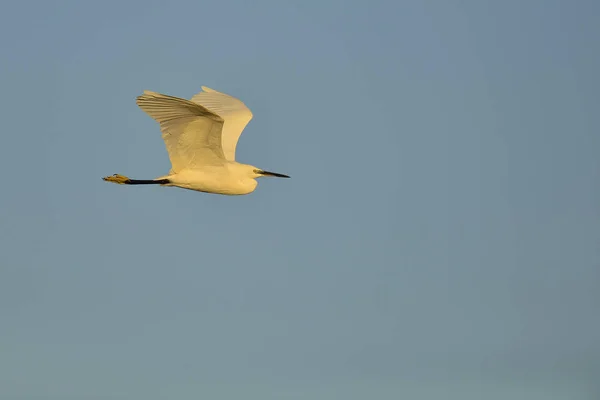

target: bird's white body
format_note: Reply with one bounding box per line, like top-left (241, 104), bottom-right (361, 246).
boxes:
top-left (103, 86), bottom-right (289, 195)
top-left (157, 162), bottom-right (259, 195)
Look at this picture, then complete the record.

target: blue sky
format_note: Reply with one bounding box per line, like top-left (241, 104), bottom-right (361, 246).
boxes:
top-left (0, 0), bottom-right (598, 399)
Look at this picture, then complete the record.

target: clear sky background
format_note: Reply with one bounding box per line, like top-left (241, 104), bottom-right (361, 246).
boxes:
top-left (0, 0), bottom-right (598, 399)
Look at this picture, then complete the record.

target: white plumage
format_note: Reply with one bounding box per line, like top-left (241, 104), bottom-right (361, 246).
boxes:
top-left (103, 86), bottom-right (289, 195)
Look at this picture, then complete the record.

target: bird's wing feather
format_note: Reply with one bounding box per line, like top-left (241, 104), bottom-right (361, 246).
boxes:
top-left (190, 86), bottom-right (253, 161)
top-left (136, 91), bottom-right (226, 172)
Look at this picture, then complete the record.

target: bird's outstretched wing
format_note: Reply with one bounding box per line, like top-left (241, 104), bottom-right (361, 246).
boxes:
top-left (190, 86), bottom-right (253, 161)
top-left (137, 91), bottom-right (226, 172)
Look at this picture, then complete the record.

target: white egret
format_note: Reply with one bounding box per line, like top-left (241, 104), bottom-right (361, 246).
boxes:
top-left (103, 86), bottom-right (289, 195)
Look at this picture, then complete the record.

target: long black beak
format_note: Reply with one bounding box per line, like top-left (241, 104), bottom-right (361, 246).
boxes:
top-left (259, 170), bottom-right (290, 178)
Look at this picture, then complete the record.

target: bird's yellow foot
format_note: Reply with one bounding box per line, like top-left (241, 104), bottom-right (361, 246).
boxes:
top-left (102, 174), bottom-right (131, 184)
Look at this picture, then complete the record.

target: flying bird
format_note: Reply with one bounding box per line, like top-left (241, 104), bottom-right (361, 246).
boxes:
top-left (103, 86), bottom-right (289, 195)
